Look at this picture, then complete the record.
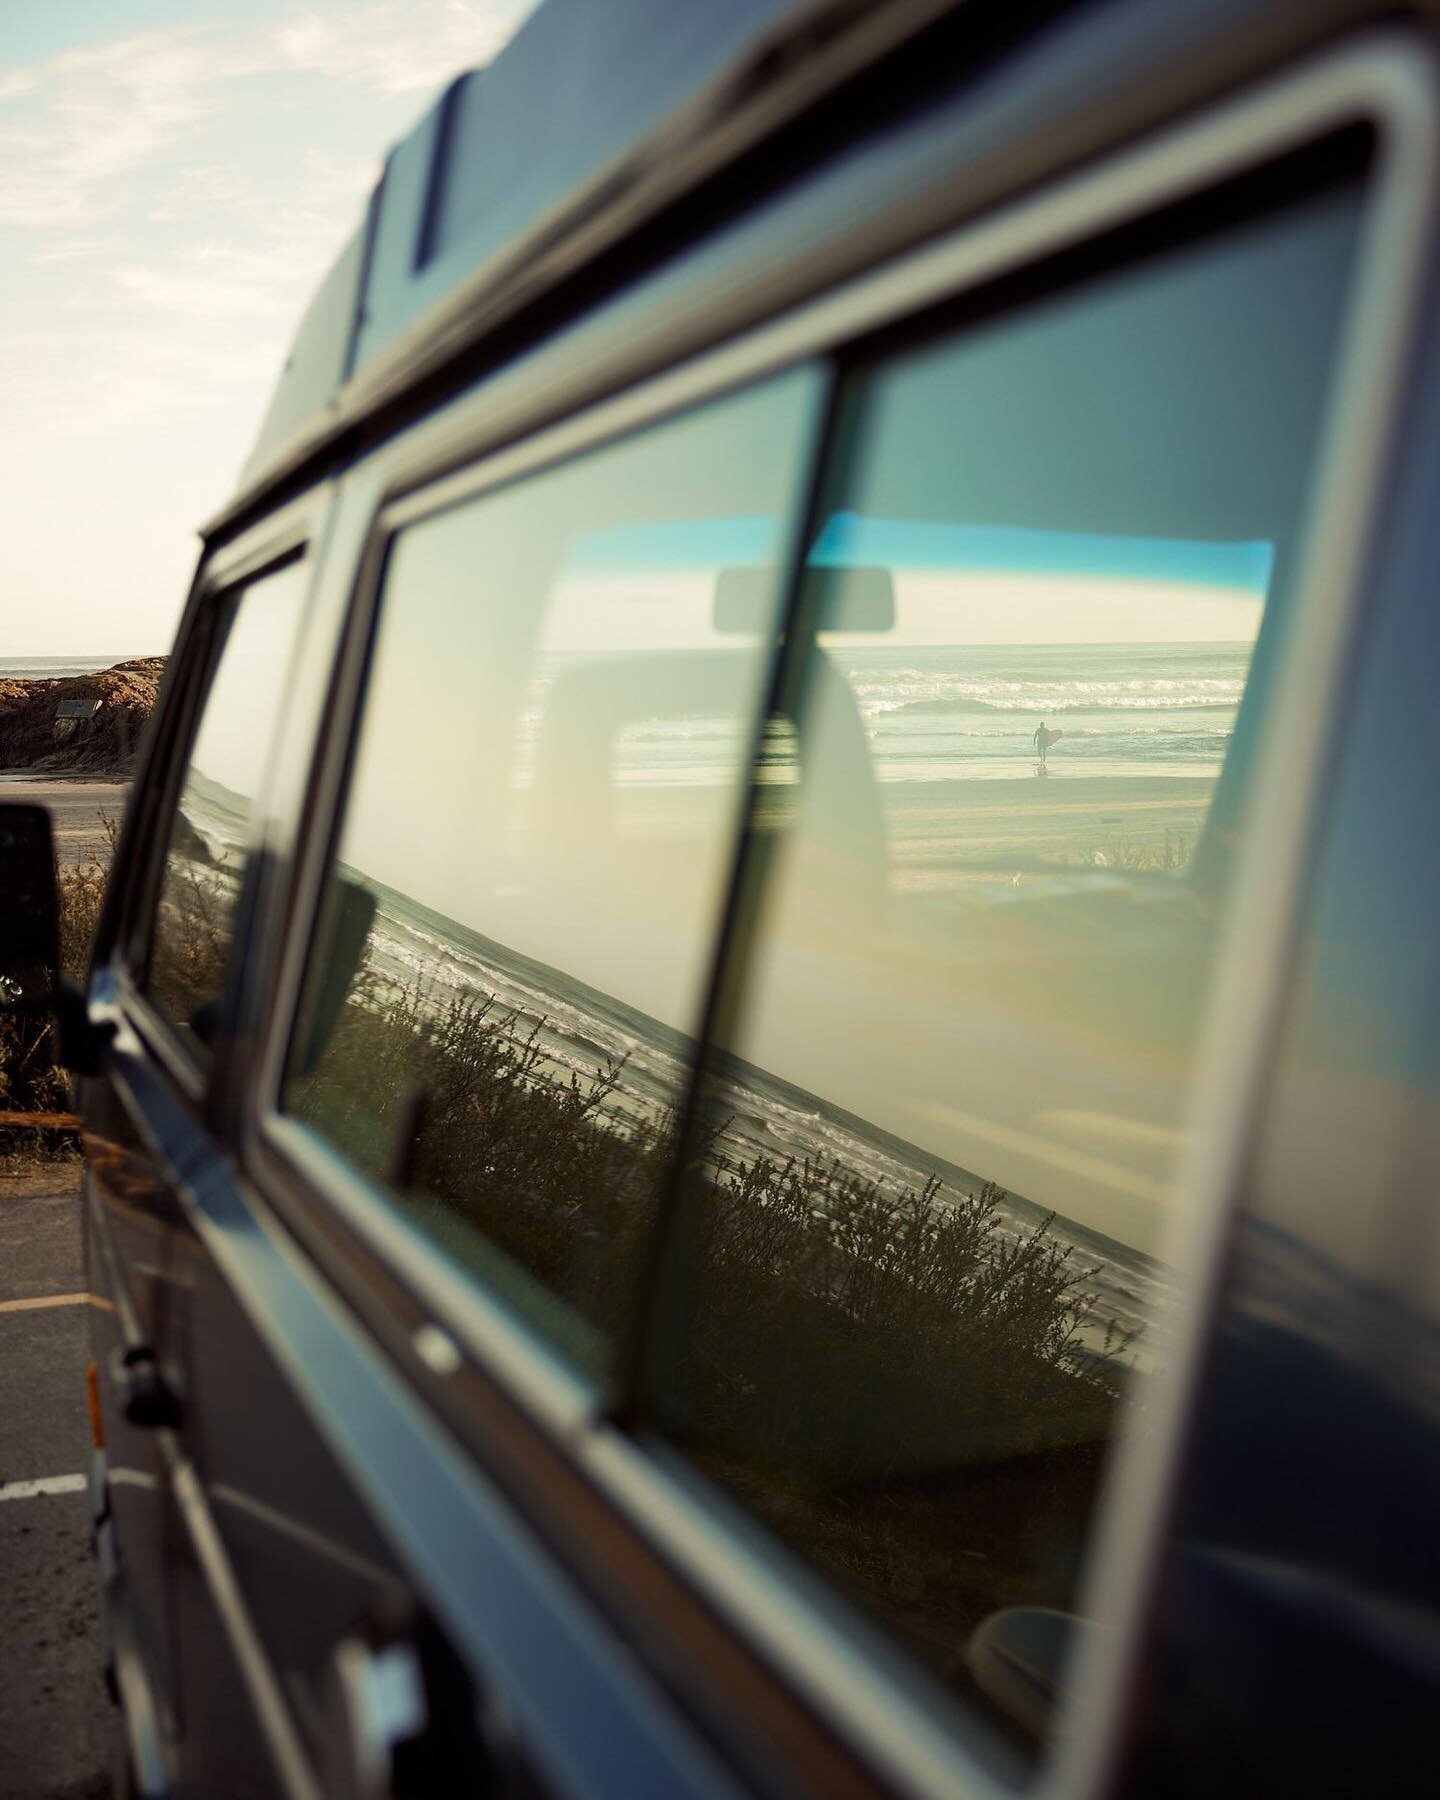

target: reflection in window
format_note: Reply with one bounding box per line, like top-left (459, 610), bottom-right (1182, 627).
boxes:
top-left (659, 175), bottom-right (1367, 1757)
top-left (148, 560), bottom-right (307, 1043)
top-left (284, 371), bottom-right (822, 1370)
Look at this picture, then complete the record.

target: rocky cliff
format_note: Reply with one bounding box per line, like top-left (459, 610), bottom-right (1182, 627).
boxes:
top-left (0, 659), bottom-right (165, 776)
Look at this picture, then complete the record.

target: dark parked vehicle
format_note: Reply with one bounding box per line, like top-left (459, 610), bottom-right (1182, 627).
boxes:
top-left (5, 0), bottom-right (1440, 1793)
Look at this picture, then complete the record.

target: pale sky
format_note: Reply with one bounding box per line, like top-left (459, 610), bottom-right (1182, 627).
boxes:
top-left (0, 0), bottom-right (535, 658)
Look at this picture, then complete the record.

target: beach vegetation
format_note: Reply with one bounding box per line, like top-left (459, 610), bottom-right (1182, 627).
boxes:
top-left (1082, 826), bottom-right (1197, 872)
top-left (146, 845), bottom-right (238, 1033)
top-left (295, 935), bottom-right (1144, 1707)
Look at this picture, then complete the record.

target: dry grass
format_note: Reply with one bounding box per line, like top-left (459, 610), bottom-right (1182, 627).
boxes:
top-left (144, 849), bottom-right (235, 1033)
top-left (1081, 826), bottom-right (1197, 872)
top-left (295, 939), bottom-right (1143, 1711)
top-left (59, 814), bottom-right (118, 979)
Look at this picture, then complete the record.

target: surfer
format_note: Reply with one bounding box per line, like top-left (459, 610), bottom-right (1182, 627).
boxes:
top-left (1032, 720), bottom-right (1063, 773)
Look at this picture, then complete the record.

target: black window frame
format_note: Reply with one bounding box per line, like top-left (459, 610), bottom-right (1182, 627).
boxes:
top-left (108, 507), bottom-right (317, 1103)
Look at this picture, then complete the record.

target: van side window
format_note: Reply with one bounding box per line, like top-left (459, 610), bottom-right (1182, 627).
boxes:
top-left (146, 558), bottom-right (308, 1048)
top-left (283, 371), bottom-right (823, 1374)
top-left (656, 174), bottom-right (1366, 1753)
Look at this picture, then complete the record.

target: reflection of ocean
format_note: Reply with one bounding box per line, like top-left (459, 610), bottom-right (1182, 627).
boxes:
top-left (522, 641), bottom-right (1251, 789)
top-left (359, 873), bottom-right (1177, 1370)
top-left (179, 767), bottom-right (253, 863)
top-left (849, 640), bottom-right (1249, 784)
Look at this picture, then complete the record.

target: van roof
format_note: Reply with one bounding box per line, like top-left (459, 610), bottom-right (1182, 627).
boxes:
top-left (229, 0), bottom-right (957, 523)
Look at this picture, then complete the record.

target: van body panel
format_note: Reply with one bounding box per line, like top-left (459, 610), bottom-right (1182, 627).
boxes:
top-left (1128, 242), bottom-right (1440, 1799)
top-left (77, 3), bottom-right (1440, 1795)
top-left (215, 0), bottom-right (1439, 542)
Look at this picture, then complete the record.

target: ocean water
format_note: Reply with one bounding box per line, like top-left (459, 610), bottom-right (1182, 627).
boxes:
top-left (593, 639), bottom-right (1251, 790)
top-left (0, 655), bottom-right (145, 680)
top-left (845, 639), bottom-right (1249, 782)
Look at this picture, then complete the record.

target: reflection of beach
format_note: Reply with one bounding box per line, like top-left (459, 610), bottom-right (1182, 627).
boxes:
top-left (359, 880), bottom-right (1178, 1371)
top-left (606, 773), bottom-right (1208, 870)
top-left (180, 767), bottom-right (252, 864)
top-left (700, 1056), bottom-right (1177, 1371)
top-left (884, 774), bottom-right (1208, 892)
top-left (359, 885), bottom-right (693, 1137)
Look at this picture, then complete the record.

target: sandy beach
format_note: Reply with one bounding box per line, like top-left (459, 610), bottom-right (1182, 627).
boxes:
top-left (0, 773), bottom-right (128, 868)
top-left (882, 773), bottom-right (1211, 872)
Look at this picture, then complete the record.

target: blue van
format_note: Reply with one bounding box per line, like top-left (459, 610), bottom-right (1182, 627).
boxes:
top-left (7, 0), bottom-right (1440, 1793)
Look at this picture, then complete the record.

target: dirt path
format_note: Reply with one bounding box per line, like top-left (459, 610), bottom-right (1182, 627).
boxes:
top-left (0, 776), bottom-right (128, 869)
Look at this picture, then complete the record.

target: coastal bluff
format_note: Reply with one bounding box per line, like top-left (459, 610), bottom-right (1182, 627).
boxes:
top-left (0, 658), bottom-right (165, 776)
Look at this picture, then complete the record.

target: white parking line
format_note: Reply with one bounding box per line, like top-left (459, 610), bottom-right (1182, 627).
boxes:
top-left (0, 1473), bottom-right (87, 1502)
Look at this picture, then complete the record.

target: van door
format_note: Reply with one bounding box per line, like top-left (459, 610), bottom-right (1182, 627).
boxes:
top-left (88, 545), bottom-right (330, 1797)
top-left (97, 350), bottom-right (829, 1795)
top-left (245, 369), bottom-right (830, 1795)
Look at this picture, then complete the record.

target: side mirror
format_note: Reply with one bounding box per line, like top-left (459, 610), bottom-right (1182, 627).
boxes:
top-left (714, 564), bottom-right (896, 635)
top-left (0, 803), bottom-right (65, 1104)
top-left (0, 804), bottom-right (61, 1011)
top-left (0, 802), bottom-right (111, 1084)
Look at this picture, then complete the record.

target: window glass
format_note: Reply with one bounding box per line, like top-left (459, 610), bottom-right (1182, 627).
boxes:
top-left (284, 371), bottom-right (822, 1372)
top-left (147, 559), bottom-right (308, 1043)
top-left (660, 175), bottom-right (1367, 1756)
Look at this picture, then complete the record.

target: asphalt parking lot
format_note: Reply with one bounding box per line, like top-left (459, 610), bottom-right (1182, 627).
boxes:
top-left (0, 1160), bottom-right (121, 1800)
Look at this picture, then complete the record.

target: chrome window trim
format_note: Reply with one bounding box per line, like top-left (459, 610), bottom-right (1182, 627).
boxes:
top-left (109, 969), bottom-right (211, 1109)
top-left (246, 468), bottom-right (393, 1066)
top-left (586, 1425), bottom-right (1022, 1794)
top-left (264, 1113), bottom-right (600, 1439)
top-left (197, 485), bottom-right (322, 594)
top-left (246, 33), bottom-right (1439, 1800)
top-left (1056, 35), bottom-right (1440, 1800)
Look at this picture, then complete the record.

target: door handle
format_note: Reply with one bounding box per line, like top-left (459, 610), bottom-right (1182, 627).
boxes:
top-left (327, 1634), bottom-right (429, 1800)
top-left (324, 1605), bottom-right (500, 1799)
top-left (110, 1346), bottom-right (182, 1429)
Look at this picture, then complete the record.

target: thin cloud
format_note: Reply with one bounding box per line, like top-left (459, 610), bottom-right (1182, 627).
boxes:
top-left (0, 29), bottom-right (238, 228)
top-left (109, 260), bottom-right (296, 321)
top-left (27, 236), bottom-right (119, 265)
top-left (272, 1), bottom-right (528, 96)
top-left (3, 0), bottom-right (537, 653)
top-left (0, 4), bottom-right (528, 228)
top-left (165, 149), bottom-right (379, 239)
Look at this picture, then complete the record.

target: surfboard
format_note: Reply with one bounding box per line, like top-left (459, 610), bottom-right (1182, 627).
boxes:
top-left (1042, 726), bottom-right (1064, 750)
